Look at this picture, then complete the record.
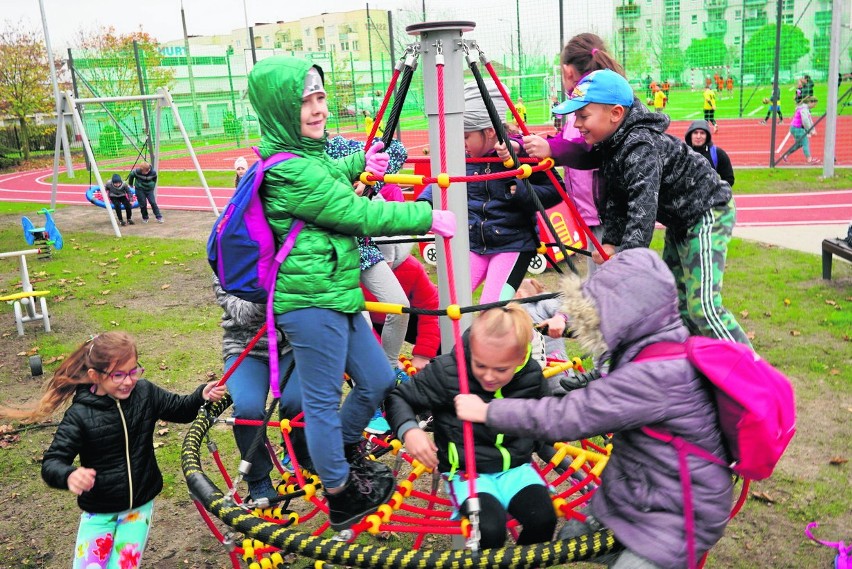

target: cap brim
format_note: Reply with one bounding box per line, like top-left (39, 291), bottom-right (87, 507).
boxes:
top-left (552, 98), bottom-right (590, 115)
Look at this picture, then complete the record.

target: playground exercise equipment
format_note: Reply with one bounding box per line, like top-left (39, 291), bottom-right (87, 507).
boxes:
top-left (21, 209), bottom-right (63, 260)
top-left (182, 21), bottom-right (618, 567)
top-left (48, 87), bottom-right (219, 237)
top-left (0, 249), bottom-right (52, 337)
top-left (85, 185), bottom-right (139, 209)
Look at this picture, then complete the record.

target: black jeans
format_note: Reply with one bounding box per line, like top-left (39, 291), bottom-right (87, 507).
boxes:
top-left (136, 187), bottom-right (161, 220)
top-left (109, 195), bottom-right (132, 222)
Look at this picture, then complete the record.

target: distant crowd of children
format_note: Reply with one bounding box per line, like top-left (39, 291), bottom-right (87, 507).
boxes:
top-left (2, 29), bottom-right (791, 568)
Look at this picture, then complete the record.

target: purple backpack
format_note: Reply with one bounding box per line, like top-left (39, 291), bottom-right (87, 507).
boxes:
top-left (635, 337), bottom-right (797, 568)
top-left (207, 146), bottom-right (304, 397)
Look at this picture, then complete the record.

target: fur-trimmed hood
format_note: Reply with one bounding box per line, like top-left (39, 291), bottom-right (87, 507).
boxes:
top-left (559, 248), bottom-right (685, 363)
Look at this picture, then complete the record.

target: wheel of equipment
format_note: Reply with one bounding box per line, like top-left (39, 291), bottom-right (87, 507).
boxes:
top-left (422, 243), bottom-right (438, 266)
top-left (527, 253), bottom-right (547, 275)
top-left (29, 355), bottom-right (43, 377)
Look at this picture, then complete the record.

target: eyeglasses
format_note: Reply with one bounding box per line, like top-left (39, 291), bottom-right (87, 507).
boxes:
top-left (94, 366), bottom-right (145, 383)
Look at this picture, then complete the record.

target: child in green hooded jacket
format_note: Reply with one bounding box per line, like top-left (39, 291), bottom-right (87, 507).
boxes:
top-left (247, 55), bottom-right (455, 531)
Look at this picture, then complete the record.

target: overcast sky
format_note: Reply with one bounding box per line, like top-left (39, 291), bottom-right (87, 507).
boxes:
top-left (2, 0), bottom-right (403, 48)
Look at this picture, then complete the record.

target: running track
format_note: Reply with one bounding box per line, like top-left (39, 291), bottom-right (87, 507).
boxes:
top-left (1, 167), bottom-right (849, 227)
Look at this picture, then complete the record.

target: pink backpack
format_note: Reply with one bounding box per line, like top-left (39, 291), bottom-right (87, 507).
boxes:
top-left (635, 337), bottom-right (797, 568)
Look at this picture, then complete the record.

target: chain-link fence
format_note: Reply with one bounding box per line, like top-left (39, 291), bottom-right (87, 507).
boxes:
top-left (51, 0), bottom-right (851, 171)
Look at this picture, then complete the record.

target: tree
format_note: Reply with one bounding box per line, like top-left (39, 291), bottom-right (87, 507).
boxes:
top-left (685, 38), bottom-right (729, 70)
top-left (71, 26), bottom-right (174, 123)
top-left (0, 22), bottom-right (56, 160)
top-left (742, 24), bottom-right (810, 78)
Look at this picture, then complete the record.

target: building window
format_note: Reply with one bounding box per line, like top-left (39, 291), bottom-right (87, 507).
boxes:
top-left (735, 9), bottom-right (741, 19)
top-left (341, 41), bottom-right (349, 51)
top-left (646, 18), bottom-right (652, 27)
top-left (734, 36), bottom-right (741, 44)
top-left (318, 37), bottom-right (325, 50)
top-left (692, 14), bottom-right (698, 23)
top-left (352, 40), bottom-right (359, 50)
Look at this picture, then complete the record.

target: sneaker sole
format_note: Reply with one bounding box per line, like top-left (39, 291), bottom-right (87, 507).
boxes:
top-left (328, 478), bottom-right (395, 531)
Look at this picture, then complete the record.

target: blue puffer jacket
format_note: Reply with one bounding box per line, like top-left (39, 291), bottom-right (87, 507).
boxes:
top-left (419, 150), bottom-right (564, 254)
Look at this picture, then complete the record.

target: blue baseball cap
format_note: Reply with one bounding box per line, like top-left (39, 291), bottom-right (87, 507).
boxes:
top-left (553, 69), bottom-right (635, 115)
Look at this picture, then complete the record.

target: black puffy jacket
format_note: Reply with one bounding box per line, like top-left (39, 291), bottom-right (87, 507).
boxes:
top-left (592, 103), bottom-right (732, 249)
top-left (41, 380), bottom-right (206, 513)
top-left (386, 332), bottom-right (547, 475)
top-left (684, 120), bottom-right (735, 188)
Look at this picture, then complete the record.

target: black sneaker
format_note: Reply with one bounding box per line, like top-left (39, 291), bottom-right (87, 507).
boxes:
top-left (127, 219), bottom-right (135, 225)
top-left (119, 221), bottom-right (126, 226)
top-left (326, 468), bottom-right (395, 531)
top-left (344, 441), bottom-right (392, 478)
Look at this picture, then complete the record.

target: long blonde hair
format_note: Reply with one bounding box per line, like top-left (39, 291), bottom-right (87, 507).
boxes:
top-left (470, 303), bottom-right (533, 359)
top-left (0, 332), bottom-right (137, 422)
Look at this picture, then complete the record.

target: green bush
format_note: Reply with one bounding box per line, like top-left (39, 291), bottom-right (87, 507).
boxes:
top-left (98, 124), bottom-right (123, 158)
top-left (0, 144), bottom-right (21, 169)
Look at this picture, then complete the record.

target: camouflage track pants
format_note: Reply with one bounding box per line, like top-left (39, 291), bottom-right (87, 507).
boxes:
top-left (662, 198), bottom-right (752, 347)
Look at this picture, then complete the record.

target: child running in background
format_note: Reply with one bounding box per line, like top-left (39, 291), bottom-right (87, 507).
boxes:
top-left (248, 56), bottom-right (454, 530)
top-left (386, 304), bottom-right (557, 548)
top-left (784, 96), bottom-right (820, 164)
top-left (456, 249), bottom-right (734, 568)
top-left (106, 174), bottom-right (134, 226)
top-left (534, 69), bottom-right (750, 346)
top-left (702, 84), bottom-right (718, 133)
top-left (127, 162), bottom-right (163, 224)
top-left (503, 33), bottom-right (625, 276)
top-left (234, 156), bottom-right (248, 187)
top-left (419, 79), bottom-right (564, 303)
top-left (0, 331), bottom-right (225, 568)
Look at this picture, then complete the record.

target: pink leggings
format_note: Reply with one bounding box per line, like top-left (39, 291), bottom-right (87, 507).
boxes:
top-left (470, 251), bottom-right (535, 304)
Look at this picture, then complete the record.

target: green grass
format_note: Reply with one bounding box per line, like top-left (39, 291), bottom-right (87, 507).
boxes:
top-left (0, 203), bottom-right (68, 215)
top-left (734, 167), bottom-right (852, 192)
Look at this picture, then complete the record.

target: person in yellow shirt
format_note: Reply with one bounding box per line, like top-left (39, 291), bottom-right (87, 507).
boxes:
top-left (363, 111), bottom-right (384, 138)
top-left (653, 87), bottom-right (668, 113)
top-left (703, 86), bottom-right (718, 133)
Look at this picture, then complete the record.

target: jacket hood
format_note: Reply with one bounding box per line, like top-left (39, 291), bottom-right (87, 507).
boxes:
top-left (559, 248), bottom-right (682, 359)
top-left (601, 100), bottom-right (669, 149)
top-left (685, 119), bottom-right (713, 146)
top-left (111, 174), bottom-right (123, 184)
top-left (247, 56), bottom-right (327, 158)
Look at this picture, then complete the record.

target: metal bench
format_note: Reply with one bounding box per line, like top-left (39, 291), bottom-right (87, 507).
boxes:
top-left (821, 238), bottom-right (852, 280)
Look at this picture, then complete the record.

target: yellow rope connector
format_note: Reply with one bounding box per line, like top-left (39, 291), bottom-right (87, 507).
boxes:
top-left (446, 304), bottom-right (462, 320)
top-left (302, 484), bottom-right (317, 500)
top-left (502, 158), bottom-right (516, 168)
top-left (539, 157), bottom-right (555, 169)
top-left (366, 514), bottom-right (383, 534)
top-left (359, 172), bottom-right (377, 186)
top-left (279, 418), bottom-right (292, 434)
top-left (436, 172), bottom-right (451, 188)
top-left (384, 173), bottom-right (425, 186)
top-left (365, 301), bottom-right (404, 315)
top-left (552, 497), bottom-right (568, 517)
top-left (536, 242), bottom-right (548, 254)
top-left (517, 164), bottom-right (533, 179)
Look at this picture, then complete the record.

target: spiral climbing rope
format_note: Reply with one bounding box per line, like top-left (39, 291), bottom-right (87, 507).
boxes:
top-left (182, 35), bottom-right (622, 568)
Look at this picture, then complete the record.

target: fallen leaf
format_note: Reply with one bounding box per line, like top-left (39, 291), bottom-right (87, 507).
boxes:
top-left (829, 369), bottom-right (840, 375)
top-left (789, 330), bottom-right (801, 337)
top-left (746, 331), bottom-right (756, 340)
top-left (124, 252), bottom-right (134, 259)
top-left (783, 298), bottom-right (791, 306)
top-left (161, 284), bottom-right (171, 290)
top-left (763, 311), bottom-right (772, 318)
top-left (739, 310), bottom-right (749, 319)
top-left (163, 260), bottom-right (172, 265)
top-left (109, 320), bottom-right (119, 327)
top-left (43, 357), bottom-right (58, 365)
top-left (750, 491), bottom-right (775, 504)
top-left (153, 441), bottom-right (165, 449)
top-left (828, 456), bottom-right (847, 465)
top-left (100, 290), bottom-right (111, 295)
top-left (825, 300), bottom-right (837, 306)
top-left (93, 300), bottom-right (107, 306)
top-left (157, 428), bottom-right (170, 436)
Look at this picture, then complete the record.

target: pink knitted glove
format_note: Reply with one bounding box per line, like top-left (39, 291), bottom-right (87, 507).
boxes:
top-left (364, 141), bottom-right (390, 177)
top-left (430, 210), bottom-right (456, 238)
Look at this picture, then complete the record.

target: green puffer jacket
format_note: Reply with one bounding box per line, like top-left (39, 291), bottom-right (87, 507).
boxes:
top-left (247, 56), bottom-right (433, 315)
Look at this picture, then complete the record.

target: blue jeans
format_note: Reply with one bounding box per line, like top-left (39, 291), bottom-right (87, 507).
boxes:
top-left (225, 351), bottom-right (301, 482)
top-left (135, 187), bottom-right (161, 220)
top-left (276, 308), bottom-right (396, 489)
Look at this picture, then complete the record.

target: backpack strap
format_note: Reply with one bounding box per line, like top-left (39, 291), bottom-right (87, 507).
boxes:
top-left (710, 145), bottom-right (718, 169)
top-left (252, 146), bottom-right (301, 399)
top-left (806, 522), bottom-right (850, 569)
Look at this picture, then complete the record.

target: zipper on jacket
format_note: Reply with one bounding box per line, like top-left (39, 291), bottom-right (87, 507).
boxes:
top-left (116, 399), bottom-right (133, 510)
top-left (480, 165), bottom-right (491, 252)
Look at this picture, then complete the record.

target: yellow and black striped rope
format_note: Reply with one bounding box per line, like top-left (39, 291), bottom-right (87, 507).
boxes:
top-left (182, 398), bottom-right (620, 568)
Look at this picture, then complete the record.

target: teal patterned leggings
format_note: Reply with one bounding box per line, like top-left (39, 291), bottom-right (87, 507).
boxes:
top-left (72, 499), bottom-right (153, 569)
top-left (662, 199), bottom-right (752, 347)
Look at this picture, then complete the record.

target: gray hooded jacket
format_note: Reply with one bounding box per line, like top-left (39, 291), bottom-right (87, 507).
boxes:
top-left (486, 249), bottom-right (732, 569)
